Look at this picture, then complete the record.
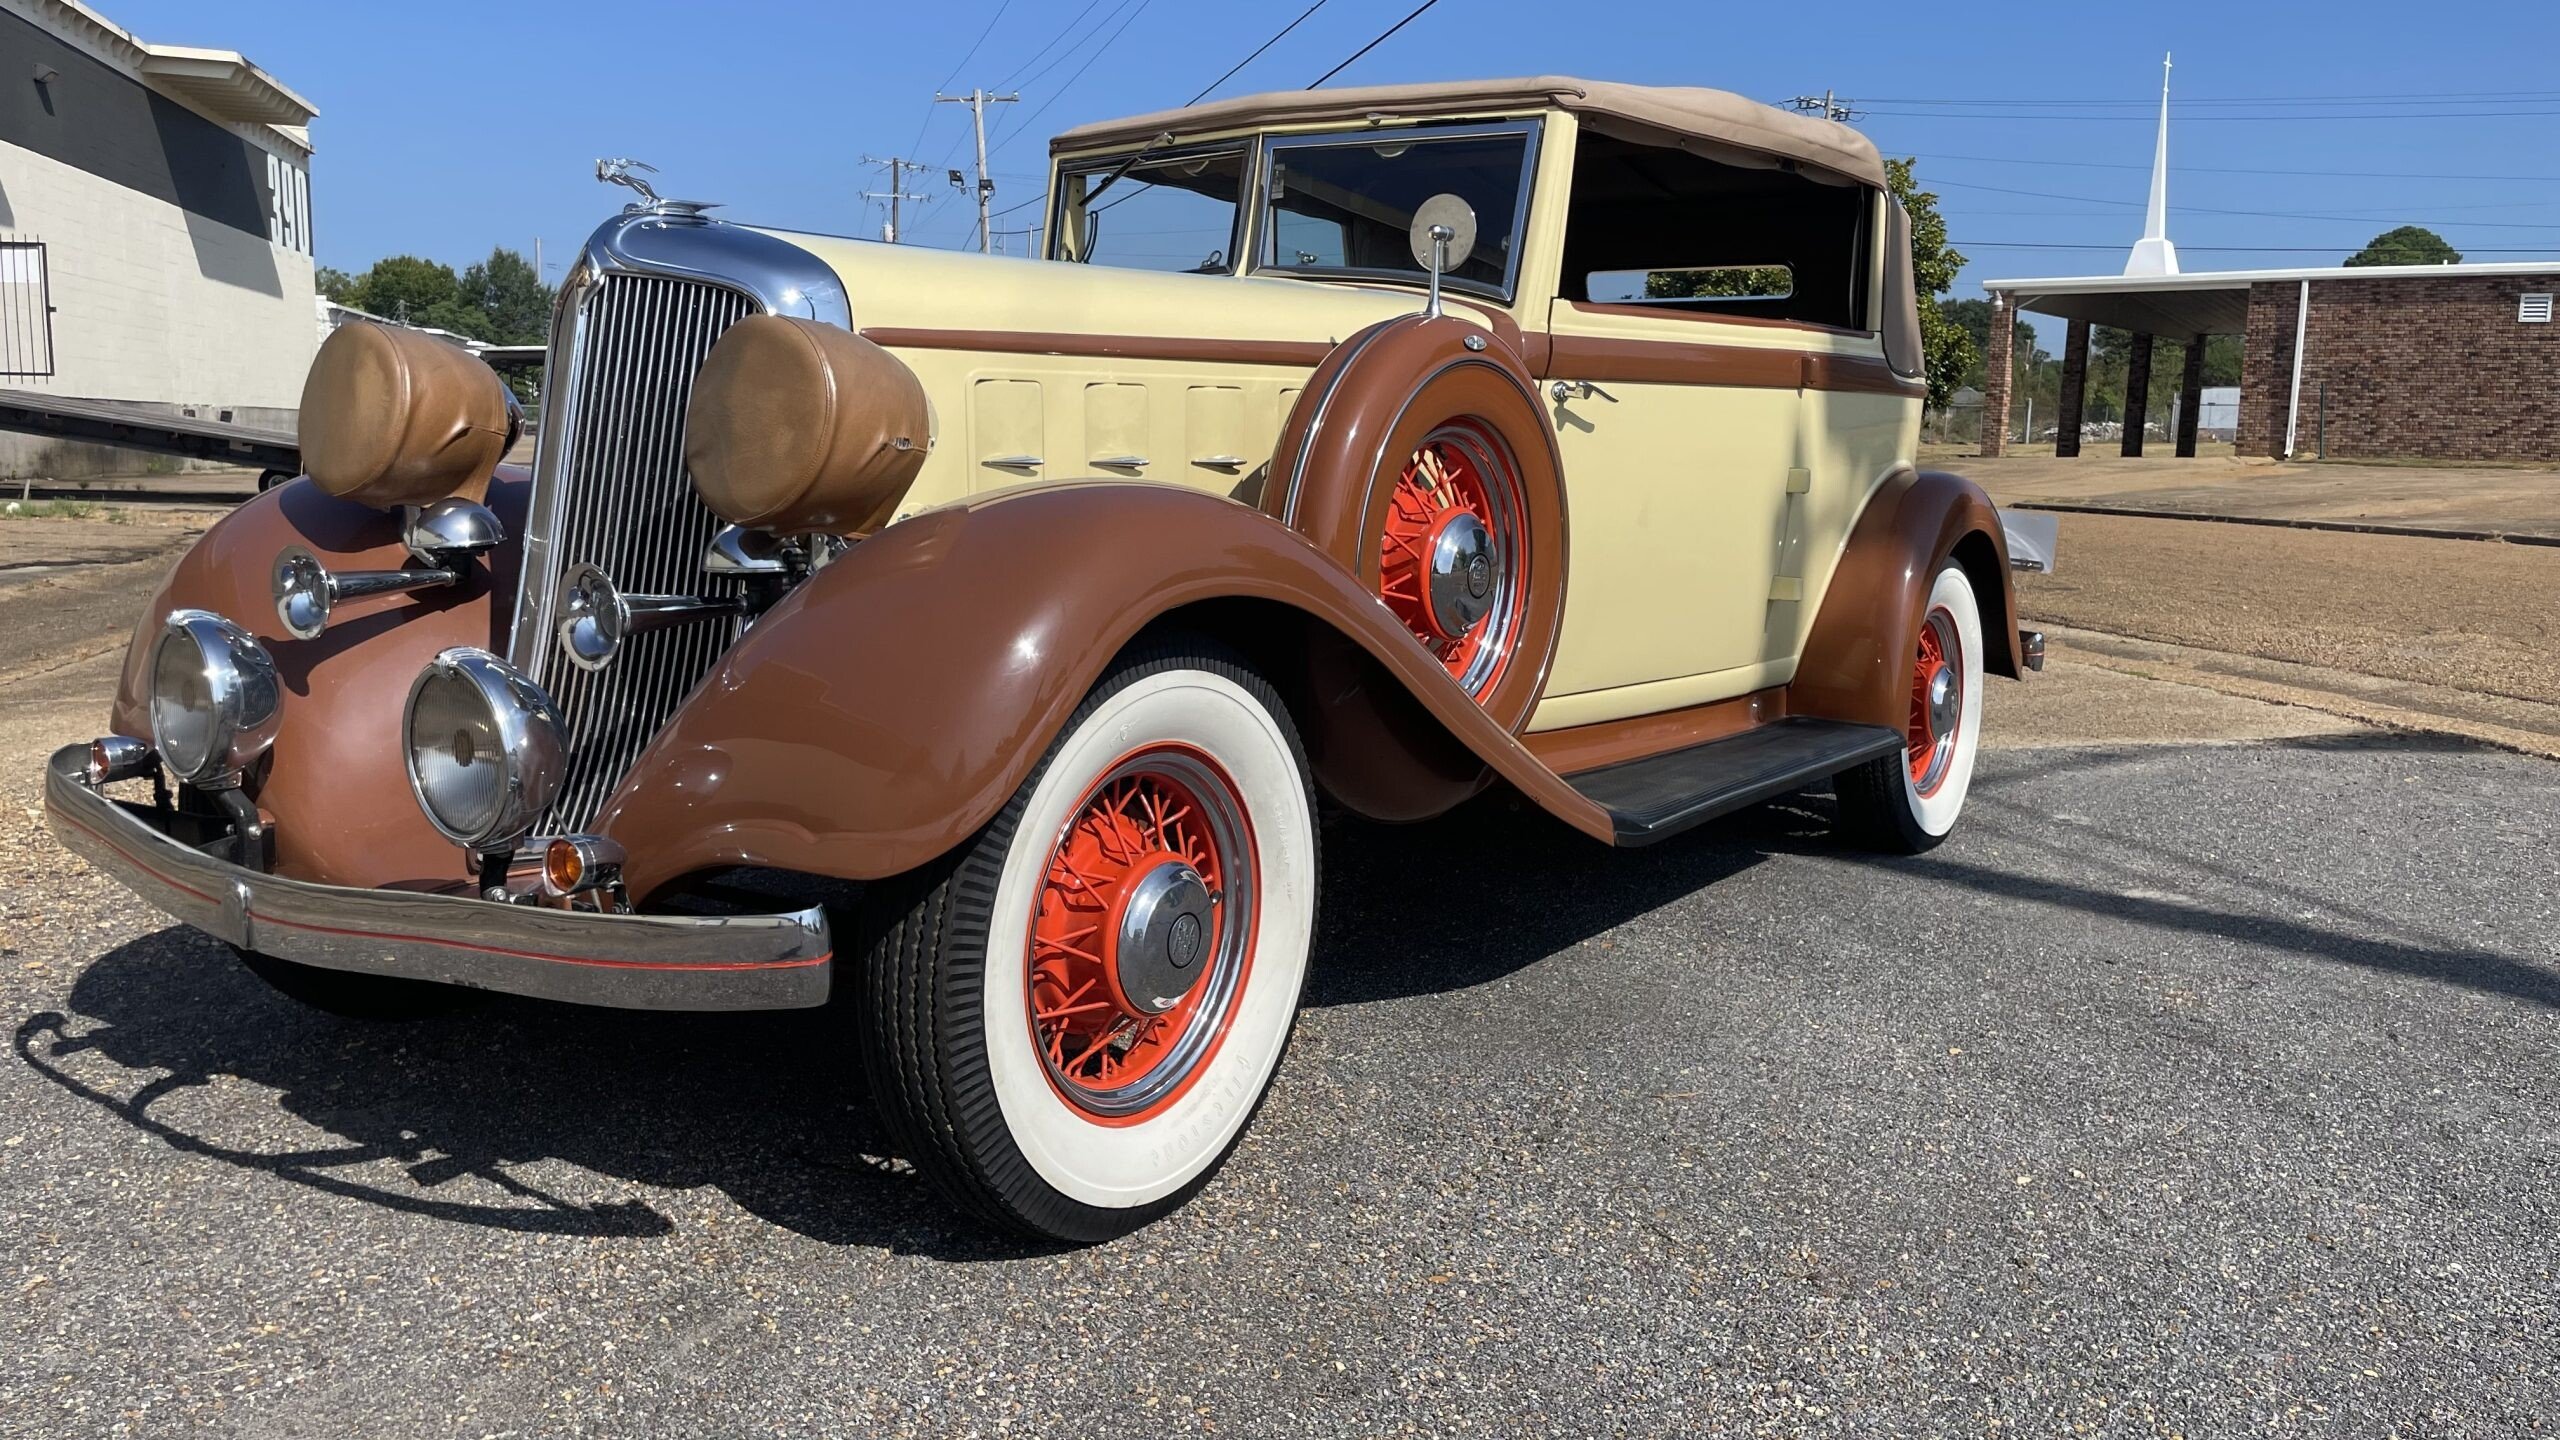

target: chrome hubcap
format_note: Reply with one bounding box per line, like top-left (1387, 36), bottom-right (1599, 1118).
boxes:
top-left (1425, 509), bottom-right (1497, 640)
top-left (1113, 859), bottom-right (1216, 1015)
top-left (1926, 665), bottom-right (1958, 741)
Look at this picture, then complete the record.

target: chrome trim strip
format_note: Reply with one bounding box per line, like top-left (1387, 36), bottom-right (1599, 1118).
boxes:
top-left (44, 744), bottom-right (831, 1011)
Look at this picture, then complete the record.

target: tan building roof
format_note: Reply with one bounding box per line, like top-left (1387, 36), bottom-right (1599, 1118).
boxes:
top-left (1051, 75), bottom-right (1885, 190)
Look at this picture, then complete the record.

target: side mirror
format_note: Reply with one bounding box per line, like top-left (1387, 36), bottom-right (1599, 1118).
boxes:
top-left (1407, 193), bottom-right (1478, 318)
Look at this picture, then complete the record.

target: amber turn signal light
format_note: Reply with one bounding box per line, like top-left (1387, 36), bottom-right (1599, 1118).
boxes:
top-left (541, 834), bottom-right (625, 898)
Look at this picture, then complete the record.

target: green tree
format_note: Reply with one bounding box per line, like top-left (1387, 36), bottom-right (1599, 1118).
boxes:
top-left (1884, 158), bottom-right (1973, 410)
top-left (459, 248), bottom-right (553, 344)
top-left (314, 265), bottom-right (359, 303)
top-left (352, 255), bottom-right (464, 328)
top-left (1939, 297), bottom-right (2038, 390)
top-left (2345, 225), bottom-right (2460, 268)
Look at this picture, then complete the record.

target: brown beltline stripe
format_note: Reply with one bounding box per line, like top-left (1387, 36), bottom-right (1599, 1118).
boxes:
top-left (860, 327), bottom-right (1337, 368)
top-left (1541, 334), bottom-right (1928, 397)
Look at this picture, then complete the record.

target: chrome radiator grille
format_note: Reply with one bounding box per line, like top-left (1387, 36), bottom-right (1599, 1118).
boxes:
top-left (519, 272), bottom-right (758, 831)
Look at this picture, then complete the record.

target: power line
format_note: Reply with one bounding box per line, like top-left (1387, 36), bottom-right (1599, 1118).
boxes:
top-left (1956, 241), bottom-right (2560, 253)
top-left (1903, 151), bottom-right (2560, 184)
top-left (1188, 0), bottom-right (1331, 106)
top-left (989, 0), bottom-right (1156, 156)
top-left (1865, 107), bottom-right (2560, 122)
top-left (1924, 176), bottom-right (2560, 230)
top-left (907, 0), bottom-right (1018, 155)
top-left (991, 0), bottom-right (1112, 92)
top-left (1856, 86), bottom-right (2560, 107)
top-left (1306, 0), bottom-right (1442, 89)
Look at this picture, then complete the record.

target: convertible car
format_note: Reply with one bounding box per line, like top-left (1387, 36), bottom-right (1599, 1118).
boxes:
top-left (47, 77), bottom-right (2039, 1241)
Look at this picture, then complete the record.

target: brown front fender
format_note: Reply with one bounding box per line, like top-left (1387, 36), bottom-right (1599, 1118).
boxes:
top-left (104, 469), bottom-right (530, 891)
top-left (602, 482), bottom-right (1614, 900)
top-left (1791, 467), bottom-right (2023, 731)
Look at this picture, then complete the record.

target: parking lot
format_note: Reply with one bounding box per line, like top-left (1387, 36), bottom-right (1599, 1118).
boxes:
top-left (3, 510), bottom-right (2556, 1435)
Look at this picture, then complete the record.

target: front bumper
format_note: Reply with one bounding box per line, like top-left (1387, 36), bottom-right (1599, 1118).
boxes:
top-left (42, 743), bottom-right (831, 1011)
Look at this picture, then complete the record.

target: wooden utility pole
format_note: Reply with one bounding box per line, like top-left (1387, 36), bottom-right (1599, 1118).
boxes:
top-left (861, 155), bottom-right (933, 243)
top-left (936, 88), bottom-right (1019, 252)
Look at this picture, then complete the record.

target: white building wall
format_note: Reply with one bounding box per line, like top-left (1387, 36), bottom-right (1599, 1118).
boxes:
top-left (0, 138), bottom-right (316, 410)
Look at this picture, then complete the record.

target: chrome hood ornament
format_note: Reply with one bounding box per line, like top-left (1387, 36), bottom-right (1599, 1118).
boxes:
top-left (594, 158), bottom-right (721, 217)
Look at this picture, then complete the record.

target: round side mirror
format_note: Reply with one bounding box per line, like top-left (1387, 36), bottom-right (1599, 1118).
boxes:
top-left (1408, 193), bottom-right (1479, 273)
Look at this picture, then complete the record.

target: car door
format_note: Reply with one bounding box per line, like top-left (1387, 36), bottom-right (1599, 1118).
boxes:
top-left (1537, 296), bottom-right (1805, 712)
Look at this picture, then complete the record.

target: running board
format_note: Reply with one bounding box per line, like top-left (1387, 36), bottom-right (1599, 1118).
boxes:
top-left (1564, 717), bottom-right (1906, 845)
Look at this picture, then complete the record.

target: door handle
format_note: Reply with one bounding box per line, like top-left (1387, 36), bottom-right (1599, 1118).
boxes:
top-left (1091, 455), bottom-right (1150, 469)
top-left (1550, 379), bottom-right (1618, 405)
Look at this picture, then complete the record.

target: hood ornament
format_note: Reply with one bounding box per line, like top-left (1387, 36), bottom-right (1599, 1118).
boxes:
top-left (594, 158), bottom-right (721, 218)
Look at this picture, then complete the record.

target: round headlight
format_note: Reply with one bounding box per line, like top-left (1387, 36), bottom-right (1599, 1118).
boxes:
top-left (404, 648), bottom-right (566, 850)
top-left (148, 610), bottom-right (282, 786)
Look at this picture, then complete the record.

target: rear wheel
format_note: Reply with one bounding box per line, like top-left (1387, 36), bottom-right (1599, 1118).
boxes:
top-left (1834, 562), bottom-right (1985, 853)
top-left (231, 946), bottom-right (475, 1020)
top-left (857, 643), bottom-right (1318, 1242)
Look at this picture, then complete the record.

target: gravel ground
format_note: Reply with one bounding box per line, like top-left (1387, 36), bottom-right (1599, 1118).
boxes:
top-left (2017, 513), bottom-right (2560, 709)
top-left (4, 679), bottom-right (2555, 1434)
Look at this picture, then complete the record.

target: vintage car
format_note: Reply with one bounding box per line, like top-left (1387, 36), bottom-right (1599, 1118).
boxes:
top-left (45, 77), bottom-right (2039, 1242)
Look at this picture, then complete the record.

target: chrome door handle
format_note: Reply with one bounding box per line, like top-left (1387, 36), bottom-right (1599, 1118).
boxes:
top-left (1091, 454), bottom-right (1150, 469)
top-left (982, 454), bottom-right (1044, 469)
top-left (1193, 454), bottom-right (1248, 469)
top-left (1550, 379), bottom-right (1618, 405)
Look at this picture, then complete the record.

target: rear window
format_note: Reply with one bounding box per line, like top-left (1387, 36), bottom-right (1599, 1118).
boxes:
top-left (1260, 126), bottom-right (1535, 299)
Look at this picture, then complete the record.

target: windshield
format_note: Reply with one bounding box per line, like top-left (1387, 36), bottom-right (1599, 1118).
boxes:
top-left (1052, 148), bottom-right (1246, 274)
top-left (1260, 126), bottom-right (1534, 298)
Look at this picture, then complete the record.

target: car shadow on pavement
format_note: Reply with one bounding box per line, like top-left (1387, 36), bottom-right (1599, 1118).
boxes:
top-left (11, 791), bottom-right (1811, 1259)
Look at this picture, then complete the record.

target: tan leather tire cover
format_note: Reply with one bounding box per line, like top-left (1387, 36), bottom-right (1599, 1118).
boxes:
top-left (298, 322), bottom-right (512, 508)
top-left (685, 316), bottom-right (930, 535)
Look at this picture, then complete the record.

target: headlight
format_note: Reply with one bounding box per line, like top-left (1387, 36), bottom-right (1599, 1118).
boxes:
top-left (148, 610), bottom-right (282, 786)
top-left (404, 648), bottom-right (565, 850)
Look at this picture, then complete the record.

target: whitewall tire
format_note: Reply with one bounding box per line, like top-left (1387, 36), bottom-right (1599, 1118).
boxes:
top-left (1834, 562), bottom-right (1985, 853)
top-left (857, 642), bottom-right (1317, 1242)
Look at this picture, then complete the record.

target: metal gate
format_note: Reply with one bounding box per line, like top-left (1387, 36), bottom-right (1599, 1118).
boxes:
top-left (0, 240), bottom-right (56, 377)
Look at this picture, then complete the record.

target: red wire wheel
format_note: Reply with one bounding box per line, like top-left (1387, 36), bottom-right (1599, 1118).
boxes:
top-left (1906, 605), bottom-right (1966, 797)
top-left (1375, 418), bottom-right (1527, 701)
top-left (1026, 744), bottom-right (1259, 1124)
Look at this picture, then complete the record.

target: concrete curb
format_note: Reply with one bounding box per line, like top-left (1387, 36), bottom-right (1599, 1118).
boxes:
top-left (2006, 500), bottom-right (2560, 548)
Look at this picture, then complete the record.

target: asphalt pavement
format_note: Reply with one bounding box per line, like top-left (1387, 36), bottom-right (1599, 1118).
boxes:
top-left (5, 697), bottom-right (2555, 1434)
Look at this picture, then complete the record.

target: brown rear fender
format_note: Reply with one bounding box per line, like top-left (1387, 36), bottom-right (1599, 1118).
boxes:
top-left (1792, 467), bottom-right (2023, 732)
top-left (601, 482), bottom-right (1613, 901)
top-left (106, 468), bottom-right (532, 891)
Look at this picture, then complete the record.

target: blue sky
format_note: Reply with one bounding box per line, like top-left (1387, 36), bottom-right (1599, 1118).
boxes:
top-left (108, 0), bottom-right (2560, 342)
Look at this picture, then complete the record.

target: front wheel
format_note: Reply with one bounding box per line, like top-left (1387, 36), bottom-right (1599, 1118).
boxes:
top-left (1833, 561), bottom-right (1985, 853)
top-left (857, 643), bottom-right (1318, 1242)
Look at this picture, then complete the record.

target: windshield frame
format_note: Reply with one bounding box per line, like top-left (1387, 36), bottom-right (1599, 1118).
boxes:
top-left (1047, 139), bottom-right (1252, 275)
top-left (1250, 119), bottom-right (1543, 304)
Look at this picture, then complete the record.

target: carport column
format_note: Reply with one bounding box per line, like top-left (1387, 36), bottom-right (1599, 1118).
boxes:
top-left (2119, 333), bottom-right (2155, 457)
top-left (2175, 334), bottom-right (2206, 457)
top-left (2054, 319), bottom-right (2090, 458)
top-left (1979, 292), bottom-right (2014, 457)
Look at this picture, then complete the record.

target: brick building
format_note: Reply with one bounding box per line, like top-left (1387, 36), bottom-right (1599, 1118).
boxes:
top-left (1975, 262), bottom-right (2560, 465)
top-left (0, 0), bottom-right (317, 477)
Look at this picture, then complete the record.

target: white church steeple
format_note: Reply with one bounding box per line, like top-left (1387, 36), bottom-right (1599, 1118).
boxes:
top-left (2124, 53), bottom-right (2180, 276)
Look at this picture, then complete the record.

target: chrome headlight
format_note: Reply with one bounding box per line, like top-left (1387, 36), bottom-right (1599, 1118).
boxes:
top-left (148, 610), bottom-right (282, 786)
top-left (403, 648), bottom-right (565, 850)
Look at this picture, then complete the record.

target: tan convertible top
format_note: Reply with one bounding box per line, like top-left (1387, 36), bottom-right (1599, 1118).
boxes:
top-left (1050, 75), bottom-right (1886, 190)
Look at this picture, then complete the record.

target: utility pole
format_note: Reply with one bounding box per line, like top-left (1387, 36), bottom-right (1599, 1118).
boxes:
top-left (936, 87), bottom-right (1019, 252)
top-left (1784, 90), bottom-right (1861, 122)
top-left (860, 155), bottom-right (934, 243)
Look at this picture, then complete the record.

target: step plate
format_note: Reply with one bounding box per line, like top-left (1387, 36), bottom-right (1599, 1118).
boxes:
top-left (1566, 716), bottom-right (1907, 845)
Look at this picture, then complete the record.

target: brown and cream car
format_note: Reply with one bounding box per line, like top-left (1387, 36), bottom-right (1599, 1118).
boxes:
top-left (46, 77), bottom-right (2040, 1241)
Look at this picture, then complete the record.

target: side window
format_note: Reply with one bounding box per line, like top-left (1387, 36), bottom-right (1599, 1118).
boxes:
top-left (1561, 133), bottom-right (1871, 330)
top-left (1259, 127), bottom-right (1535, 299)
top-left (1052, 148), bottom-right (1246, 274)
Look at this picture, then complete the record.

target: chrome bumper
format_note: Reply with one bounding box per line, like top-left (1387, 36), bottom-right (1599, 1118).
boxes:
top-left (42, 743), bottom-right (831, 1011)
